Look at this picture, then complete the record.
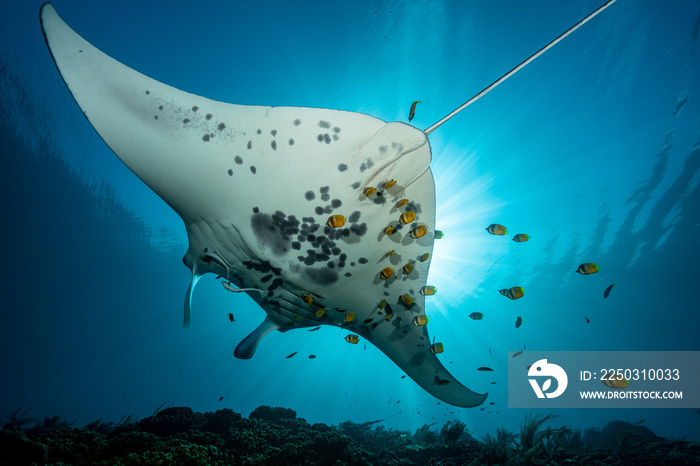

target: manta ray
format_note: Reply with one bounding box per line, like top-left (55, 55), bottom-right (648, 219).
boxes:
top-left (39, 1), bottom-right (615, 407)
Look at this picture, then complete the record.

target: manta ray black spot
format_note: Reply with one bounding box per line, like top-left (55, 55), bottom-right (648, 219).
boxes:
top-left (154, 115), bottom-right (158, 119)
top-left (315, 206), bottom-right (324, 215)
top-left (268, 278), bottom-right (284, 291)
top-left (406, 201), bottom-right (422, 213)
top-left (260, 275), bottom-right (272, 283)
top-left (183, 118), bottom-right (190, 124)
top-left (158, 105), bottom-right (163, 110)
top-left (333, 134), bottom-right (339, 141)
top-left (271, 130), bottom-right (277, 136)
top-left (360, 162), bottom-right (366, 172)
top-left (292, 242), bottom-right (301, 250)
top-left (252, 207), bottom-right (259, 213)
top-left (247, 140), bottom-right (252, 149)
top-left (321, 193), bottom-right (330, 202)
top-left (319, 120), bottom-right (331, 128)
top-left (293, 119), bottom-right (301, 126)
top-left (250, 213), bottom-right (291, 256)
top-left (305, 191), bottom-right (315, 201)
top-left (345, 272), bottom-right (352, 277)
top-left (351, 181), bottom-right (361, 189)
top-left (350, 223), bottom-right (368, 236)
top-left (206, 113), bottom-right (212, 120)
top-left (303, 267), bottom-right (339, 286)
top-left (333, 127), bottom-right (340, 133)
top-left (373, 196), bottom-right (387, 205)
top-left (256, 129), bottom-right (261, 134)
top-left (317, 134), bottom-right (324, 142)
top-left (202, 134), bottom-right (210, 142)
top-left (192, 106), bottom-right (198, 111)
top-left (331, 199), bottom-right (342, 208)
top-left (145, 90), bottom-right (150, 94)
top-left (323, 134), bottom-right (331, 144)
top-left (227, 169), bottom-right (233, 176)
top-left (348, 211), bottom-right (360, 223)
top-left (358, 257), bottom-right (368, 264)
top-left (218, 123), bottom-right (226, 130)
top-left (337, 163), bottom-right (347, 172)
top-left (234, 156), bottom-right (243, 164)
top-left (250, 166), bottom-right (256, 174)
top-left (289, 139), bottom-right (294, 145)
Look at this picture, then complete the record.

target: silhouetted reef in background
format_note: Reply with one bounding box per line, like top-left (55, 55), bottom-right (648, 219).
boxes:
top-left (2, 405), bottom-right (700, 465)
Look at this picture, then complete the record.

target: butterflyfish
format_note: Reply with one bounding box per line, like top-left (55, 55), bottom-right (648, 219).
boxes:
top-left (604, 283), bottom-right (615, 299)
top-left (314, 309), bottom-right (325, 318)
top-left (286, 352), bottom-right (297, 359)
top-left (403, 263), bottom-right (413, 275)
top-left (384, 180), bottom-right (397, 190)
top-left (399, 294), bottom-right (413, 306)
top-left (363, 187), bottom-right (376, 196)
top-left (515, 316), bottom-right (523, 328)
top-left (512, 234), bottom-right (530, 242)
top-left (301, 293), bottom-right (313, 305)
top-left (576, 263), bottom-right (599, 275)
top-left (499, 286), bottom-right (524, 300)
top-left (395, 199), bottom-right (409, 208)
top-left (434, 230), bottom-right (444, 239)
top-left (413, 315), bottom-right (429, 326)
top-left (512, 350), bottom-right (524, 358)
top-left (430, 342), bottom-right (444, 354)
top-left (408, 100), bottom-right (421, 121)
top-left (326, 215), bottom-right (347, 228)
top-left (308, 355), bottom-right (317, 359)
top-left (363, 318), bottom-right (373, 323)
top-left (344, 312), bottom-right (355, 323)
top-left (400, 211), bottom-right (416, 224)
top-left (419, 253), bottom-right (430, 262)
top-left (468, 312), bottom-right (483, 320)
top-left (486, 224), bottom-right (508, 235)
top-left (380, 267), bottom-right (394, 280)
top-left (308, 326), bottom-right (321, 332)
top-left (345, 334), bottom-right (359, 344)
top-left (477, 367), bottom-right (494, 372)
top-left (385, 250), bottom-right (396, 258)
top-left (228, 313), bottom-right (234, 322)
top-left (383, 225), bottom-right (396, 235)
top-left (420, 286), bottom-right (436, 296)
top-left (410, 225), bottom-right (427, 238)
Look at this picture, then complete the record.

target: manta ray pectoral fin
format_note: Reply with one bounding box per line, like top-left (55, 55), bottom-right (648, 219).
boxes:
top-left (371, 316), bottom-right (488, 407)
top-left (234, 316), bottom-right (282, 359)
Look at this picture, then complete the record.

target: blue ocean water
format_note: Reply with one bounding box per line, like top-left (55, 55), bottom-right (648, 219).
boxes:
top-left (1, 0), bottom-right (699, 446)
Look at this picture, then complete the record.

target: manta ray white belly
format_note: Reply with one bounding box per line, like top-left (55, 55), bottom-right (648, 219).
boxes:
top-left (40, 0), bottom-right (616, 408)
top-left (39, 3), bottom-right (487, 407)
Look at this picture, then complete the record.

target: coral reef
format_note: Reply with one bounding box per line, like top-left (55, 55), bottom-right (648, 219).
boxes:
top-left (2, 407), bottom-right (700, 465)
